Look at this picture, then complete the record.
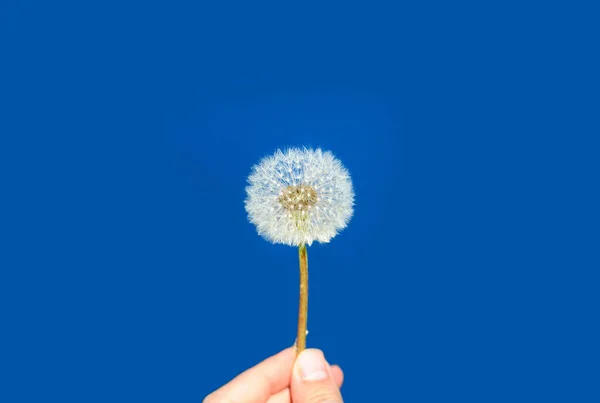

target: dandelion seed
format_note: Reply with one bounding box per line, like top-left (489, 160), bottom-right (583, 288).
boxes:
top-left (245, 147), bottom-right (354, 246)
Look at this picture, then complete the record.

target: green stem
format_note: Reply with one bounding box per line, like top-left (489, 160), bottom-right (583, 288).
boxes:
top-left (296, 243), bottom-right (308, 354)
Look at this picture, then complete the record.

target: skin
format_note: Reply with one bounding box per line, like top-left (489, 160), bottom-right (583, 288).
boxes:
top-left (203, 348), bottom-right (344, 403)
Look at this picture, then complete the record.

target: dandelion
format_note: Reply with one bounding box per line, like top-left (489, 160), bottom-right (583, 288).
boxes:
top-left (245, 147), bottom-right (354, 353)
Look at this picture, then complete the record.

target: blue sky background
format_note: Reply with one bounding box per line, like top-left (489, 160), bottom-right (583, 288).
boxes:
top-left (1, 1), bottom-right (599, 402)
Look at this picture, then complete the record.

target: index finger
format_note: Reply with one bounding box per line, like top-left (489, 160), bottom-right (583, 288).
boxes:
top-left (204, 347), bottom-right (296, 403)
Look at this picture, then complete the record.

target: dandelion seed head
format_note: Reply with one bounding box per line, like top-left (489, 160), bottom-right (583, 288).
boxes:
top-left (245, 147), bottom-right (354, 246)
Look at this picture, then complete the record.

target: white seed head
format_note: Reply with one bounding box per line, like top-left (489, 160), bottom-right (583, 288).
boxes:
top-left (245, 147), bottom-right (354, 246)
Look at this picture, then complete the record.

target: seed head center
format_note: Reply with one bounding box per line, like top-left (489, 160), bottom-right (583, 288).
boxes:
top-left (278, 184), bottom-right (317, 212)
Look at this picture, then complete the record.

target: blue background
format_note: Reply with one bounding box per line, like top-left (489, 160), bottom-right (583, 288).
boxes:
top-left (1, 1), bottom-right (598, 402)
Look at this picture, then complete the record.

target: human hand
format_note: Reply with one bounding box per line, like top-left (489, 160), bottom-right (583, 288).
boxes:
top-left (203, 348), bottom-right (344, 403)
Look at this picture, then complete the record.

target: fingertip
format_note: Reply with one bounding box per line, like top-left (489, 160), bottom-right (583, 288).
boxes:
top-left (293, 349), bottom-right (328, 381)
top-left (330, 365), bottom-right (344, 387)
top-left (277, 346), bottom-right (296, 359)
top-left (291, 349), bottom-right (344, 403)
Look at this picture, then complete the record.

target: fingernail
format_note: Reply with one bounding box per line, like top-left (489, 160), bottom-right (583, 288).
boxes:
top-left (296, 349), bottom-right (329, 381)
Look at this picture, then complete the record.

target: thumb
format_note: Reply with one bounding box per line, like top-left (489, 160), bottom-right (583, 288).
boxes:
top-left (291, 349), bottom-right (344, 403)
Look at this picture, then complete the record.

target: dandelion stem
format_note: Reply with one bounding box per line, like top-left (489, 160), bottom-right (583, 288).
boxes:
top-left (296, 243), bottom-right (308, 354)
